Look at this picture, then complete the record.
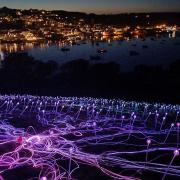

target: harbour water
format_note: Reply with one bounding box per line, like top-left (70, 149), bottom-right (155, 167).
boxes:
top-left (0, 32), bottom-right (180, 71)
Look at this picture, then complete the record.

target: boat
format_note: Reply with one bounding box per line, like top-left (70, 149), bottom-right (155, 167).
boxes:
top-left (72, 41), bottom-right (77, 45)
top-left (150, 37), bottom-right (155, 41)
top-left (97, 49), bottom-right (107, 53)
top-left (61, 47), bottom-right (70, 51)
top-left (174, 42), bottom-right (180, 46)
top-left (96, 42), bottom-right (100, 46)
top-left (132, 44), bottom-right (137, 47)
top-left (129, 50), bottom-right (139, 56)
top-left (90, 55), bottom-right (101, 60)
top-left (142, 45), bottom-right (148, 49)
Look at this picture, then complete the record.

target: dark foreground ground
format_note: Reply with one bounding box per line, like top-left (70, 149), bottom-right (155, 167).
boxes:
top-left (0, 52), bottom-right (180, 104)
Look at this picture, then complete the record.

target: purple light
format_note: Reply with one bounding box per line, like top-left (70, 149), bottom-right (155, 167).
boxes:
top-left (0, 95), bottom-right (179, 179)
top-left (147, 139), bottom-right (151, 145)
top-left (40, 177), bottom-right (47, 180)
top-left (174, 149), bottom-right (179, 156)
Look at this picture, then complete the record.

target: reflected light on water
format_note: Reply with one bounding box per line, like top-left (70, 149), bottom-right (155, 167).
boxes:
top-left (0, 37), bottom-right (118, 54)
top-left (172, 31), bottom-right (176, 38)
top-left (0, 51), bottom-right (5, 61)
top-left (169, 31), bottom-right (176, 38)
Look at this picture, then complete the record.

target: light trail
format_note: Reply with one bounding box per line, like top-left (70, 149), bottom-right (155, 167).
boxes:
top-left (0, 95), bottom-right (179, 180)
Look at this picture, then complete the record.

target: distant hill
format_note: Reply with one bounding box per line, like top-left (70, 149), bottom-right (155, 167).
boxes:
top-left (0, 7), bottom-right (180, 26)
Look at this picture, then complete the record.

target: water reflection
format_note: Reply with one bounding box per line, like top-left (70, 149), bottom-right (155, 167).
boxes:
top-left (172, 31), bottom-right (176, 38)
top-left (0, 34), bottom-right (137, 55)
top-left (0, 51), bottom-right (4, 61)
top-left (168, 30), bottom-right (176, 38)
top-left (0, 50), bottom-right (4, 68)
top-left (0, 42), bottom-right (38, 53)
top-left (0, 31), bottom-right (177, 55)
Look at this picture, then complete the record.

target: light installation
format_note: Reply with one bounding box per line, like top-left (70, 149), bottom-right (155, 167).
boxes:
top-left (0, 95), bottom-right (179, 179)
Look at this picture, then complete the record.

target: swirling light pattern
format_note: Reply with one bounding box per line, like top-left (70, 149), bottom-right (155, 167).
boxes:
top-left (0, 95), bottom-right (179, 180)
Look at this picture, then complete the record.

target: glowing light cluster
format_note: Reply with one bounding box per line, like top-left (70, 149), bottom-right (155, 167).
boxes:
top-left (0, 95), bottom-right (179, 179)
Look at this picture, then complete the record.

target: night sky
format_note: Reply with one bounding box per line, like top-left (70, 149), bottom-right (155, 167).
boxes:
top-left (0, 0), bottom-right (180, 14)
